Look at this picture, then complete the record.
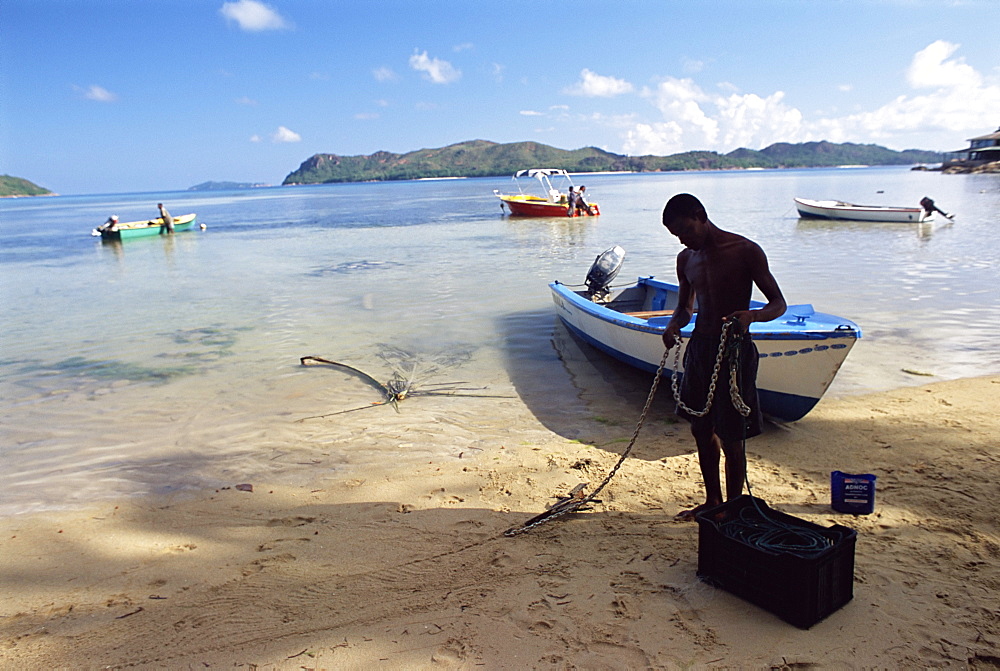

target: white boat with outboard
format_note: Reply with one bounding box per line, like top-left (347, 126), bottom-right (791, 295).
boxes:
top-left (794, 196), bottom-right (951, 223)
top-left (550, 246), bottom-right (861, 422)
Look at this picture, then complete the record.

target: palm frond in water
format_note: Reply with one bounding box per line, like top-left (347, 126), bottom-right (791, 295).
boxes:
top-left (297, 349), bottom-right (513, 421)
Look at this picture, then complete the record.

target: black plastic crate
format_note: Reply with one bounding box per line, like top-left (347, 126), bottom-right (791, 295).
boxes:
top-left (695, 495), bottom-right (856, 628)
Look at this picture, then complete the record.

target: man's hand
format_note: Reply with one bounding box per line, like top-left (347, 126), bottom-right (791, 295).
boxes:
top-left (663, 324), bottom-right (682, 349)
top-left (726, 311), bottom-right (755, 333)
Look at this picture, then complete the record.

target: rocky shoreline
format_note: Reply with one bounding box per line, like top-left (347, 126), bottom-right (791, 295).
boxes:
top-left (939, 160), bottom-right (1000, 174)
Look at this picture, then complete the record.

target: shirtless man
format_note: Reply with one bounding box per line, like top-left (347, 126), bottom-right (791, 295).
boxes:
top-left (661, 193), bottom-right (787, 520)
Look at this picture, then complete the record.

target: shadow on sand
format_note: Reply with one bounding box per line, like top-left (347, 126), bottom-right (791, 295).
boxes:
top-left (497, 307), bottom-right (684, 456)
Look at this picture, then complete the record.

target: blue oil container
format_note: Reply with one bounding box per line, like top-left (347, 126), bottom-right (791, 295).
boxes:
top-left (831, 471), bottom-right (876, 515)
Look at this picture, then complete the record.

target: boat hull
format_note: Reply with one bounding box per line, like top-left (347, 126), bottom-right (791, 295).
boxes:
top-left (498, 195), bottom-right (599, 217)
top-left (550, 277), bottom-right (861, 422)
top-left (794, 198), bottom-right (929, 223)
top-left (99, 213), bottom-right (197, 240)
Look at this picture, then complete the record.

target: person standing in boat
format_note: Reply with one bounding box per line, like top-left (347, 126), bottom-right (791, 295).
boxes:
top-left (566, 186), bottom-right (577, 215)
top-left (157, 203), bottom-right (174, 234)
top-left (660, 193), bottom-right (787, 521)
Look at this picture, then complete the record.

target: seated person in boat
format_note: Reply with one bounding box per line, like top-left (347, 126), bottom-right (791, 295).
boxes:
top-left (660, 193), bottom-right (787, 521)
top-left (98, 214), bottom-right (119, 232)
top-left (574, 185), bottom-right (591, 215)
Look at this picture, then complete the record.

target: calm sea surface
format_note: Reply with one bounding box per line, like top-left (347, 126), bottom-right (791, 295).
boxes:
top-left (2, 167), bottom-right (998, 515)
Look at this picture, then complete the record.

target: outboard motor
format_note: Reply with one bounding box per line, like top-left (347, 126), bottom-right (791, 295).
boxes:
top-left (585, 245), bottom-right (625, 302)
top-left (920, 196), bottom-right (953, 219)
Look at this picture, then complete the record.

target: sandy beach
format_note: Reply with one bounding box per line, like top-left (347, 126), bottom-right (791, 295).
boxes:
top-left (2, 375), bottom-right (999, 669)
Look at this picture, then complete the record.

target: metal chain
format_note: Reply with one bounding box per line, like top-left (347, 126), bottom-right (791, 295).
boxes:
top-left (503, 322), bottom-right (751, 537)
top-left (669, 322), bottom-right (730, 417)
top-left (503, 348), bottom-right (670, 537)
top-left (728, 357), bottom-right (752, 418)
top-left (670, 320), bottom-right (751, 419)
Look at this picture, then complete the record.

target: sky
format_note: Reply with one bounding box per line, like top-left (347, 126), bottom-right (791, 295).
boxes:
top-left (2, 0), bottom-right (998, 195)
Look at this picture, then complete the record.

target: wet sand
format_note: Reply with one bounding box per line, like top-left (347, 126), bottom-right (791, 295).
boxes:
top-left (2, 376), bottom-right (999, 668)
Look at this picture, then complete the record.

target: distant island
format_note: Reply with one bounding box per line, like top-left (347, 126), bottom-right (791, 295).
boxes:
top-left (282, 139), bottom-right (944, 185)
top-left (188, 181), bottom-right (271, 191)
top-left (1, 175), bottom-right (54, 197)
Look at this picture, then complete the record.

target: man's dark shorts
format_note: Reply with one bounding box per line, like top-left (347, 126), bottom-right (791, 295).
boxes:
top-left (676, 331), bottom-right (763, 442)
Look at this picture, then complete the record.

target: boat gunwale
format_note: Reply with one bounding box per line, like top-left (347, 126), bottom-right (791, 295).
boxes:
top-left (550, 277), bottom-right (861, 341)
top-left (114, 212), bottom-right (197, 230)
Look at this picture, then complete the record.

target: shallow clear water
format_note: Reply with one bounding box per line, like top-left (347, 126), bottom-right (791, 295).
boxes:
top-left (2, 167), bottom-right (998, 514)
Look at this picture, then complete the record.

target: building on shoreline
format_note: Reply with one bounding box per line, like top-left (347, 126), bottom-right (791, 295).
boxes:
top-left (944, 126), bottom-right (1000, 173)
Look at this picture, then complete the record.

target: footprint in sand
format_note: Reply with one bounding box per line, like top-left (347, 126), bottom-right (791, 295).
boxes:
top-left (451, 519), bottom-right (485, 529)
top-left (489, 552), bottom-right (514, 568)
top-left (612, 594), bottom-right (640, 619)
top-left (266, 516), bottom-right (316, 527)
top-left (257, 537), bottom-right (312, 552)
top-left (430, 638), bottom-right (468, 666)
top-left (241, 552), bottom-right (297, 576)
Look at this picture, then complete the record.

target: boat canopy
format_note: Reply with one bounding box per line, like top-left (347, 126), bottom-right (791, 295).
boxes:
top-left (508, 168), bottom-right (576, 203)
top-left (513, 168), bottom-right (570, 179)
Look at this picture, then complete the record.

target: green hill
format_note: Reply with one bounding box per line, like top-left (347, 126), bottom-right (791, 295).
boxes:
top-left (0, 175), bottom-right (53, 197)
top-left (283, 140), bottom-right (621, 184)
top-left (282, 140), bottom-right (944, 185)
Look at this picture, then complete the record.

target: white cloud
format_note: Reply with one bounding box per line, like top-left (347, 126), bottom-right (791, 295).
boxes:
top-left (811, 41), bottom-right (999, 148)
top-left (250, 134), bottom-right (262, 143)
top-left (623, 122), bottom-right (686, 156)
top-left (907, 40), bottom-right (981, 90)
top-left (409, 50), bottom-right (461, 84)
top-left (354, 112), bottom-right (379, 120)
top-left (620, 41), bottom-right (999, 155)
top-left (219, 0), bottom-right (290, 31)
top-left (373, 66), bottom-right (398, 82)
top-left (453, 42), bottom-right (474, 52)
top-left (235, 96), bottom-right (258, 106)
top-left (272, 126), bottom-right (301, 143)
top-left (564, 69), bottom-right (634, 97)
top-left (520, 110), bottom-right (543, 116)
top-left (644, 77), bottom-right (719, 146)
top-left (78, 85), bottom-right (117, 102)
top-left (625, 78), bottom-right (806, 153)
top-left (715, 91), bottom-right (804, 149)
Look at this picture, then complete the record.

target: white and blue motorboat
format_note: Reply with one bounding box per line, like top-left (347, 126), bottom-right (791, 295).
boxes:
top-left (550, 247), bottom-right (861, 422)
